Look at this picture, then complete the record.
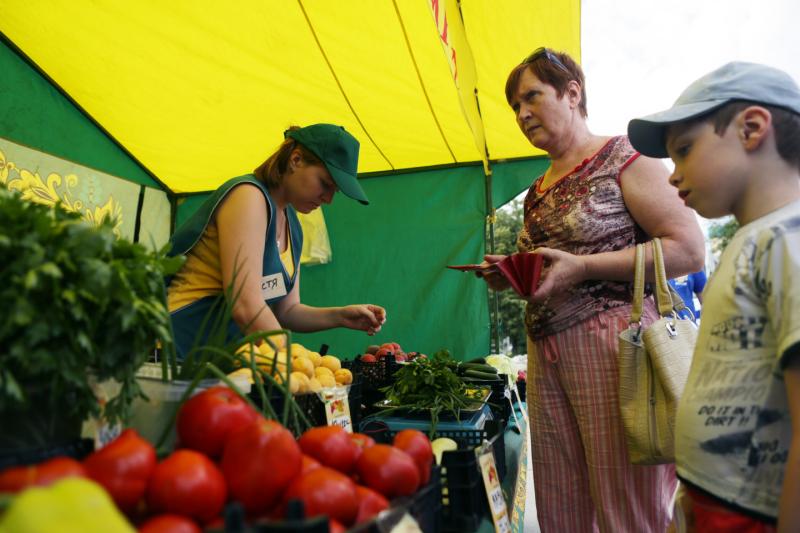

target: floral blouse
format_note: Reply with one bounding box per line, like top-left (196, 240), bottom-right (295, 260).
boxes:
top-left (518, 136), bottom-right (649, 340)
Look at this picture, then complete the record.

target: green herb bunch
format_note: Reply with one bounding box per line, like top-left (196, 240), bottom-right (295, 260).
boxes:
top-left (0, 188), bottom-right (183, 427)
top-left (381, 349), bottom-right (484, 433)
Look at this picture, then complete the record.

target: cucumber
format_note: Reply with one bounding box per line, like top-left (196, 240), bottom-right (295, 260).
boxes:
top-left (461, 363), bottom-right (498, 374)
top-left (467, 356), bottom-right (487, 365)
top-left (463, 369), bottom-right (501, 381)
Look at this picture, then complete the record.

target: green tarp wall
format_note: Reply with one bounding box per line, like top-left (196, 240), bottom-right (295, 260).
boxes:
top-left (2, 37), bottom-right (548, 360)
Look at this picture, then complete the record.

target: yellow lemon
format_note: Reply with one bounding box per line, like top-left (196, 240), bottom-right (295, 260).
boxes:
top-left (317, 374), bottom-right (336, 389)
top-left (334, 368), bottom-right (353, 385)
top-left (257, 341), bottom-right (278, 356)
top-left (319, 355), bottom-right (342, 372)
top-left (308, 377), bottom-right (323, 393)
top-left (292, 357), bottom-right (315, 378)
top-left (289, 371), bottom-right (310, 395)
top-left (306, 351), bottom-right (322, 368)
top-left (314, 366), bottom-right (334, 379)
top-left (290, 343), bottom-right (308, 357)
top-left (228, 367), bottom-right (254, 384)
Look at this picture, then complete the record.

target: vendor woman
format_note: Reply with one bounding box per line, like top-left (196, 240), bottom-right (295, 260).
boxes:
top-left (167, 123), bottom-right (386, 358)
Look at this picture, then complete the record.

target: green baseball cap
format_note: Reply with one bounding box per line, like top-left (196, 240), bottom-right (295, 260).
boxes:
top-left (285, 124), bottom-right (368, 205)
top-left (628, 61), bottom-right (800, 158)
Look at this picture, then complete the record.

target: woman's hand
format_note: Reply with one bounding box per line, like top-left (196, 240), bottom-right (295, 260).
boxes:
top-left (339, 304), bottom-right (387, 335)
top-left (477, 254), bottom-right (512, 291)
top-left (529, 247), bottom-right (587, 303)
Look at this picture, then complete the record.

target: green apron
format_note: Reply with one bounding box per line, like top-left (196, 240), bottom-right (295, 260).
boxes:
top-left (167, 175), bottom-right (302, 359)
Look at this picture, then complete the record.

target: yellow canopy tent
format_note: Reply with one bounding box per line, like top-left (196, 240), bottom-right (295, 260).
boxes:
top-left (0, 0), bottom-right (580, 357)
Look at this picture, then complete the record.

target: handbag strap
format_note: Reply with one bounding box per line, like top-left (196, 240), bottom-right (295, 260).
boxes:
top-left (630, 242), bottom-right (646, 324)
top-left (652, 237), bottom-right (675, 317)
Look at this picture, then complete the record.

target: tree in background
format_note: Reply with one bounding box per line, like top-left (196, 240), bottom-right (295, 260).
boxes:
top-left (707, 216), bottom-right (739, 270)
top-left (493, 198), bottom-right (528, 354)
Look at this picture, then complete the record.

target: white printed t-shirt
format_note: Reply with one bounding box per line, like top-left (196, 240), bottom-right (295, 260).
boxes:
top-left (675, 199), bottom-right (800, 519)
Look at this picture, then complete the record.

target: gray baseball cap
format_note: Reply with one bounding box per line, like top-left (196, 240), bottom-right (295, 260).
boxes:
top-left (628, 61), bottom-right (800, 158)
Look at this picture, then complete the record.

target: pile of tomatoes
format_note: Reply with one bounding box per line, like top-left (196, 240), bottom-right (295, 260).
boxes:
top-left (0, 385), bottom-right (434, 532)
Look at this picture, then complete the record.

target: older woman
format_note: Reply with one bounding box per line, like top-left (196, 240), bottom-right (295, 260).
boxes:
top-left (482, 49), bottom-right (705, 532)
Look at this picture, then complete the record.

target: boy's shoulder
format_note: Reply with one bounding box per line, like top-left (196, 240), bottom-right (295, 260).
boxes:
top-left (730, 199), bottom-right (800, 253)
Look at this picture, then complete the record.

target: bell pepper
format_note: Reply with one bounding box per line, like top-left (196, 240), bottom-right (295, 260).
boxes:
top-left (0, 477), bottom-right (135, 533)
top-left (0, 456), bottom-right (86, 493)
top-left (83, 428), bottom-right (156, 514)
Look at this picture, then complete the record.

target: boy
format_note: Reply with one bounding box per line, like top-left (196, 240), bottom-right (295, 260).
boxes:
top-left (628, 62), bottom-right (800, 532)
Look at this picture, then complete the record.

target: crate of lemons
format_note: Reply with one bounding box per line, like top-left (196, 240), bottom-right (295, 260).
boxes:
top-left (231, 341), bottom-right (353, 395)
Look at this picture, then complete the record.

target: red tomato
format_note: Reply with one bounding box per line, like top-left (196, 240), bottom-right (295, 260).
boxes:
top-left (300, 454), bottom-right (321, 475)
top-left (221, 418), bottom-right (301, 514)
top-left (176, 386), bottom-right (259, 458)
top-left (359, 353), bottom-right (377, 363)
top-left (282, 467), bottom-right (358, 526)
top-left (147, 450), bottom-right (226, 523)
top-left (356, 444), bottom-right (419, 498)
top-left (349, 433), bottom-right (376, 462)
top-left (354, 484), bottom-right (389, 524)
top-left (329, 518), bottom-right (347, 533)
top-left (138, 514), bottom-right (201, 533)
top-left (84, 429), bottom-right (156, 514)
top-left (0, 456), bottom-right (86, 492)
top-left (374, 347), bottom-right (393, 359)
top-left (298, 426), bottom-right (359, 474)
top-left (392, 429), bottom-right (433, 486)
top-left (380, 342), bottom-right (402, 353)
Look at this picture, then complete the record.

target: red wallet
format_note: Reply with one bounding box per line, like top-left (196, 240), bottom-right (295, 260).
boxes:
top-left (447, 253), bottom-right (544, 297)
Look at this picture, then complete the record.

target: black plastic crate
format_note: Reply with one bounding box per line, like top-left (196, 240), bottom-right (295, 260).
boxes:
top-left (0, 438), bottom-right (94, 470)
top-left (208, 501), bottom-right (330, 533)
top-left (467, 377), bottom-right (511, 422)
top-left (249, 373), bottom-right (362, 434)
top-left (515, 379), bottom-right (526, 404)
top-left (361, 416), bottom-right (506, 486)
top-left (349, 465), bottom-right (442, 533)
top-left (434, 418), bottom-right (505, 533)
top-left (351, 356), bottom-right (400, 391)
top-left (361, 417), bottom-right (505, 481)
top-left (441, 476), bottom-right (488, 532)
top-left (351, 356), bottom-right (401, 417)
top-left (440, 475), bottom-right (486, 533)
top-left (441, 419), bottom-right (505, 478)
top-left (410, 465), bottom-right (443, 533)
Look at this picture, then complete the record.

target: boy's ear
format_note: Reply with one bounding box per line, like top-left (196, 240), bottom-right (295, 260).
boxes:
top-left (738, 106), bottom-right (772, 150)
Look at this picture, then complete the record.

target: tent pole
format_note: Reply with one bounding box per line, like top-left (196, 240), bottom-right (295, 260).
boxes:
top-left (484, 166), bottom-right (501, 355)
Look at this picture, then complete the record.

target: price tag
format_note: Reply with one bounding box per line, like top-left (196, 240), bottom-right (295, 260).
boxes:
top-left (322, 387), bottom-right (352, 432)
top-left (479, 448), bottom-right (511, 533)
top-left (86, 378), bottom-right (122, 449)
top-left (95, 421), bottom-right (122, 449)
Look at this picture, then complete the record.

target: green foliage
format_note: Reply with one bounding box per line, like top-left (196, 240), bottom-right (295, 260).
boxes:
top-left (493, 199), bottom-right (528, 354)
top-left (708, 217), bottom-right (739, 254)
top-left (0, 188), bottom-right (183, 426)
top-left (381, 349), bottom-right (481, 435)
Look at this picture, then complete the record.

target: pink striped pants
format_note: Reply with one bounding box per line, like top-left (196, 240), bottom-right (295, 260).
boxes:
top-left (527, 303), bottom-right (676, 533)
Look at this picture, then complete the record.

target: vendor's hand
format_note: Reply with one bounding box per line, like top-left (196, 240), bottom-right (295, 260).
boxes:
top-left (477, 254), bottom-right (511, 291)
top-left (339, 304), bottom-right (387, 335)
top-left (529, 247), bottom-right (587, 303)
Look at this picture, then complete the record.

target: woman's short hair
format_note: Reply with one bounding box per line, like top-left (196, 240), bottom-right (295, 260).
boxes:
top-left (505, 48), bottom-right (588, 118)
top-left (254, 126), bottom-right (323, 188)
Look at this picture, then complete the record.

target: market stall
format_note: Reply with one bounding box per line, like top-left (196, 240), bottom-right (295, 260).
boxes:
top-left (0, 0), bottom-right (579, 359)
top-left (0, 2), bottom-right (576, 530)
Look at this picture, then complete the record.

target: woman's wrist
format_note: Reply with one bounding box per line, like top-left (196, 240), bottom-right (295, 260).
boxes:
top-left (575, 254), bottom-right (591, 283)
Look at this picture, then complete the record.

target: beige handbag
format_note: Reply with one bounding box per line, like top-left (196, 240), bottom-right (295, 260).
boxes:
top-left (618, 238), bottom-right (697, 465)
